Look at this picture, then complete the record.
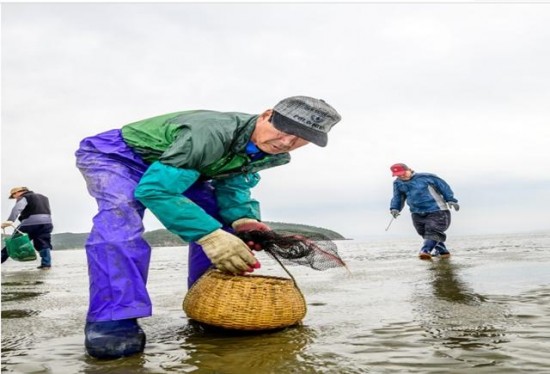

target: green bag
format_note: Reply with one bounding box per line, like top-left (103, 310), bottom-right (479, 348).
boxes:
top-left (3, 228), bottom-right (37, 262)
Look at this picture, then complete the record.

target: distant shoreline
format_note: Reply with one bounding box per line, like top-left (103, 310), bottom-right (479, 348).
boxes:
top-left (32, 221), bottom-right (347, 250)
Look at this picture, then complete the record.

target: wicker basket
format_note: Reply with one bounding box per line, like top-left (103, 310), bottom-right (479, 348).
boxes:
top-left (183, 269), bottom-right (307, 330)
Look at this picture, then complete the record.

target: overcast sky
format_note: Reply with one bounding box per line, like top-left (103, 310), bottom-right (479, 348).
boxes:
top-left (2, 2), bottom-right (549, 241)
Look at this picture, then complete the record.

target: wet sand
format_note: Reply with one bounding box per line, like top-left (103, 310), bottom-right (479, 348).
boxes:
top-left (2, 231), bottom-right (550, 373)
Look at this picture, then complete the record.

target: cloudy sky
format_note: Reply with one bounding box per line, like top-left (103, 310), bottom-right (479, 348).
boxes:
top-left (2, 2), bottom-right (549, 241)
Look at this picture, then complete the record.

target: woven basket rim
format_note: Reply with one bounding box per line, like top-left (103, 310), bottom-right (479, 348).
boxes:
top-left (200, 269), bottom-right (294, 282)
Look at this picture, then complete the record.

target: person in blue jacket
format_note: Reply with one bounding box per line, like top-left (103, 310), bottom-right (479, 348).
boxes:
top-left (75, 96), bottom-right (341, 359)
top-left (389, 163), bottom-right (460, 260)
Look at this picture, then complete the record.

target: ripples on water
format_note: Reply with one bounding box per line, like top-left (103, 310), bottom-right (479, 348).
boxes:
top-left (1, 231), bottom-right (550, 373)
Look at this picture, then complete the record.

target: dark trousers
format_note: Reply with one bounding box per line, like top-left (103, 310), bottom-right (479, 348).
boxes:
top-left (412, 210), bottom-right (451, 242)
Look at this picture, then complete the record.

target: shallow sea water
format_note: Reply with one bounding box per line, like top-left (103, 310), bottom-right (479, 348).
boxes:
top-left (2, 231), bottom-right (550, 373)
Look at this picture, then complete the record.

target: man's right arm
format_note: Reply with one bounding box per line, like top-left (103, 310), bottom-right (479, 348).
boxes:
top-left (7, 198), bottom-right (28, 222)
top-left (134, 161), bottom-right (222, 242)
top-left (135, 161), bottom-right (259, 274)
top-left (389, 183), bottom-right (406, 213)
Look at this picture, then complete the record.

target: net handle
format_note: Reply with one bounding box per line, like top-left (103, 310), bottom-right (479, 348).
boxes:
top-left (204, 252), bottom-right (301, 290)
top-left (266, 249), bottom-right (300, 289)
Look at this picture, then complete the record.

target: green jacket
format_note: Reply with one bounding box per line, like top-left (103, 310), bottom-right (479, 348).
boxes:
top-left (121, 110), bottom-right (290, 242)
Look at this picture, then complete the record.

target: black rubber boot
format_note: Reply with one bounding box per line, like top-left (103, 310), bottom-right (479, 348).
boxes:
top-left (85, 319), bottom-right (146, 359)
top-left (1, 247), bottom-right (9, 263)
top-left (419, 239), bottom-right (438, 260)
top-left (435, 242), bottom-right (451, 257)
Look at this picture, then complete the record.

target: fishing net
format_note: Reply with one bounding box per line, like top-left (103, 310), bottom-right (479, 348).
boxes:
top-left (236, 230), bottom-right (347, 271)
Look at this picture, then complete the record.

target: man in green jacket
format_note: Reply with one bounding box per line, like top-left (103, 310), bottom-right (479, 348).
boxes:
top-left (75, 96), bottom-right (341, 359)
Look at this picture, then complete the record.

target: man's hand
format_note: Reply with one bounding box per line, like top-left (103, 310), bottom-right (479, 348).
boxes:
top-left (197, 229), bottom-right (261, 274)
top-left (1, 221), bottom-right (14, 229)
top-left (232, 218), bottom-right (271, 251)
top-left (390, 209), bottom-right (400, 218)
top-left (447, 202), bottom-right (460, 211)
top-left (232, 218), bottom-right (271, 232)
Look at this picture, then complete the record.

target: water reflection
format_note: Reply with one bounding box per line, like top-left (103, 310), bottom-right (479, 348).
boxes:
top-left (2, 235), bottom-right (550, 373)
top-left (75, 322), bottom-right (318, 374)
top-left (2, 290), bottom-right (45, 303)
top-left (178, 321), bottom-right (317, 373)
top-left (416, 259), bottom-right (509, 356)
top-left (1, 309), bottom-right (40, 319)
top-left (1, 280), bottom-right (47, 318)
top-left (81, 354), bottom-right (155, 374)
top-left (430, 260), bottom-right (486, 305)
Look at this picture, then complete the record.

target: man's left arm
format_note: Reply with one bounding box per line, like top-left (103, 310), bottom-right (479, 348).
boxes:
top-left (212, 173), bottom-right (262, 226)
top-left (432, 176), bottom-right (459, 207)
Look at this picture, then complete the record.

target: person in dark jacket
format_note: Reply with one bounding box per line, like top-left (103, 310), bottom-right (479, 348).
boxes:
top-left (75, 96), bottom-right (341, 359)
top-left (389, 163), bottom-right (460, 260)
top-left (1, 187), bottom-right (54, 269)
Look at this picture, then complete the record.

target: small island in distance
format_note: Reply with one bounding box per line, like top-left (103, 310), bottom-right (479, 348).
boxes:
top-left (46, 222), bottom-right (347, 250)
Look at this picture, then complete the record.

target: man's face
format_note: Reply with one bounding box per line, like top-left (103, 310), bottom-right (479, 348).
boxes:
top-left (396, 170), bottom-right (413, 181)
top-left (251, 110), bottom-right (309, 154)
top-left (11, 190), bottom-right (25, 200)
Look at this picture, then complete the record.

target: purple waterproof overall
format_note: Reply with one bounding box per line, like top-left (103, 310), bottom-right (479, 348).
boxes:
top-left (75, 129), bottom-right (220, 322)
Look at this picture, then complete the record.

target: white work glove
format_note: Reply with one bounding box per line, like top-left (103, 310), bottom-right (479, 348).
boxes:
top-left (1, 220), bottom-right (14, 229)
top-left (197, 229), bottom-right (260, 274)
